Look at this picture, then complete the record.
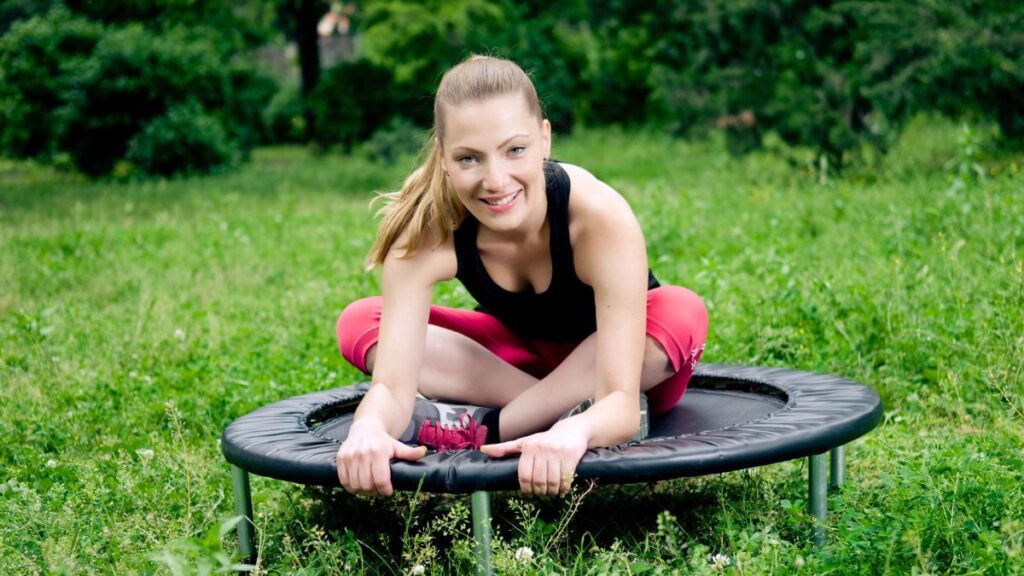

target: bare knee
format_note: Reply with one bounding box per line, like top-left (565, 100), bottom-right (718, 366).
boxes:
top-left (336, 296), bottom-right (383, 373)
top-left (642, 336), bottom-right (675, 388)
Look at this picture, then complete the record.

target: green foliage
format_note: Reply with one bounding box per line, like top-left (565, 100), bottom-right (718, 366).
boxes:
top-left (151, 516), bottom-right (255, 576)
top-left (264, 84), bottom-right (306, 144)
top-left (307, 59), bottom-right (398, 149)
top-left (360, 116), bottom-right (426, 164)
top-left (0, 0), bottom-right (59, 34)
top-left (62, 0), bottom-right (277, 52)
top-left (57, 25), bottom-right (220, 175)
top-left (125, 102), bottom-right (238, 178)
top-left (0, 10), bottom-right (278, 178)
top-left (843, 1), bottom-right (1024, 141)
top-left (350, 0), bottom-right (1023, 164)
top-left (0, 9), bottom-right (102, 159)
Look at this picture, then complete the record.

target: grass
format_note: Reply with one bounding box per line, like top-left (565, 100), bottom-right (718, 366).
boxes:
top-left (1, 116), bottom-right (1022, 575)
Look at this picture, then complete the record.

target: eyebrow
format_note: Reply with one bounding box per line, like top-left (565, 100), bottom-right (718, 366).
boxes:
top-left (449, 133), bottom-right (529, 154)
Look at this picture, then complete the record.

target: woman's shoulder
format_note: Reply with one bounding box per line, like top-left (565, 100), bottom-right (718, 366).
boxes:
top-left (558, 162), bottom-right (637, 234)
top-left (384, 222), bottom-right (457, 284)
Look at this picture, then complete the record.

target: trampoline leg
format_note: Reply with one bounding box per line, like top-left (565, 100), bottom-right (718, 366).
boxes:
top-left (808, 453), bottom-right (827, 547)
top-left (471, 491), bottom-right (493, 576)
top-left (231, 465), bottom-right (256, 564)
top-left (830, 445), bottom-right (845, 489)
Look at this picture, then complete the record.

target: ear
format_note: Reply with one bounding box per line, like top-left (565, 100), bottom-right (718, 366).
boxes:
top-left (435, 137), bottom-right (448, 173)
top-left (541, 119), bottom-right (552, 159)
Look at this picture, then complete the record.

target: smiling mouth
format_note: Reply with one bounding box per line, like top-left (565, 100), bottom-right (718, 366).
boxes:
top-left (481, 190), bottom-right (521, 207)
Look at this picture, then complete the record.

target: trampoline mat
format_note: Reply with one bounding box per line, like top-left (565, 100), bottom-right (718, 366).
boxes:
top-left (222, 364), bottom-right (882, 492)
top-left (307, 380), bottom-right (788, 444)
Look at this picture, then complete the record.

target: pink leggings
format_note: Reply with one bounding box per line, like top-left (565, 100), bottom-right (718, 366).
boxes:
top-left (336, 286), bottom-right (708, 414)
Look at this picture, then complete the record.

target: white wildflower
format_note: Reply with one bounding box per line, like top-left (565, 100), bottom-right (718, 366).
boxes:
top-left (46, 459), bottom-right (58, 468)
top-left (409, 564), bottom-right (425, 576)
top-left (794, 555), bottom-right (805, 568)
top-left (136, 448), bottom-right (154, 461)
top-left (709, 552), bottom-right (731, 570)
top-left (515, 546), bottom-right (535, 563)
top-left (174, 328), bottom-right (186, 340)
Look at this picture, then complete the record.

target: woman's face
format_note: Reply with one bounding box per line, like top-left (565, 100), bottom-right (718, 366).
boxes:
top-left (439, 93), bottom-right (551, 235)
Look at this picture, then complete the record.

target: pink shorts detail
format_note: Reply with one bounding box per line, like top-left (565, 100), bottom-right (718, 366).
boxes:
top-left (336, 286), bottom-right (708, 414)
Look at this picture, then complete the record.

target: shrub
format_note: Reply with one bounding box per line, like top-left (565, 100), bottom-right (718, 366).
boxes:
top-left (0, 10), bottom-right (277, 177)
top-left (0, 9), bottom-right (102, 159)
top-left (307, 59), bottom-right (397, 149)
top-left (125, 102), bottom-right (237, 177)
top-left (218, 64), bottom-right (279, 154)
top-left (264, 84), bottom-right (306, 144)
top-left (360, 116), bottom-right (425, 164)
top-left (57, 25), bottom-right (234, 176)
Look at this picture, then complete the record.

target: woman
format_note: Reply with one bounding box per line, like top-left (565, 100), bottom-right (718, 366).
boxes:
top-left (336, 55), bottom-right (707, 498)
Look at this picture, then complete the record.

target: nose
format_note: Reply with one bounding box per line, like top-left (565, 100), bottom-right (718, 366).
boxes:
top-left (482, 158), bottom-right (510, 192)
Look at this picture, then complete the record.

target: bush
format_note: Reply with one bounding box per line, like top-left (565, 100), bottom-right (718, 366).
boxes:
top-left (0, 10), bottom-right (278, 178)
top-left (0, 9), bottom-right (101, 159)
top-left (125, 102), bottom-right (237, 177)
top-left (360, 116), bottom-right (425, 163)
top-left (264, 84), bottom-right (306, 144)
top-left (219, 64), bottom-right (279, 154)
top-left (307, 59), bottom-right (397, 149)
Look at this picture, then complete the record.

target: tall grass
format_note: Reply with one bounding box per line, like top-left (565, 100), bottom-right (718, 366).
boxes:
top-left (1, 117), bottom-right (1021, 574)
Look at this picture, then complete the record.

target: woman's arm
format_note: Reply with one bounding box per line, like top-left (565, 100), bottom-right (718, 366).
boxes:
top-left (480, 165), bottom-right (650, 494)
top-left (337, 230), bottom-right (457, 496)
top-left (567, 165), bottom-right (649, 446)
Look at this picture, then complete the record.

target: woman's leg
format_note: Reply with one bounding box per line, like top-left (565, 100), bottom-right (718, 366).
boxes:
top-left (495, 286), bottom-right (707, 438)
top-left (336, 286), bottom-right (706, 440)
top-left (337, 297), bottom-right (541, 407)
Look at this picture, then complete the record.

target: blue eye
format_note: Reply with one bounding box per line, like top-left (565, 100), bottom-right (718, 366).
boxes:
top-left (509, 145), bottom-right (525, 155)
top-left (457, 155), bottom-right (476, 164)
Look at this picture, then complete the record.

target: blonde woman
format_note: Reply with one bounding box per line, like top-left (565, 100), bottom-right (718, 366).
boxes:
top-left (336, 56), bottom-right (707, 497)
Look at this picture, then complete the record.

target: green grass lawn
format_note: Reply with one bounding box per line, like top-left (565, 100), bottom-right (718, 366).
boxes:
top-left (1, 119), bottom-right (1022, 575)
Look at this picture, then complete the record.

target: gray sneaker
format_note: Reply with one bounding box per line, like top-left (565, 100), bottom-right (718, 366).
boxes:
top-left (560, 392), bottom-right (649, 442)
top-left (400, 395), bottom-right (493, 444)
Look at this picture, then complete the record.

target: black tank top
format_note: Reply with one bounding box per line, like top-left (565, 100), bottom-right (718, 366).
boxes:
top-left (453, 161), bottom-right (659, 342)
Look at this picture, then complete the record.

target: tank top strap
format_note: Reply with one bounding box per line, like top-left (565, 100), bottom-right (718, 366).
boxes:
top-left (543, 161), bottom-right (575, 286)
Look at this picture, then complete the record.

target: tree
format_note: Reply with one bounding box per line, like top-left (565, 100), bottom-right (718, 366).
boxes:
top-left (277, 0), bottom-right (331, 137)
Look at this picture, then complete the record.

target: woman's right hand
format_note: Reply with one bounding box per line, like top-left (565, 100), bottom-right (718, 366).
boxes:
top-left (336, 419), bottom-right (427, 497)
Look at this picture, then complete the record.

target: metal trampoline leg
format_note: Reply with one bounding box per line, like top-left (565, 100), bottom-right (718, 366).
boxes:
top-left (231, 465), bottom-right (256, 564)
top-left (471, 491), bottom-right (493, 576)
top-left (830, 445), bottom-right (846, 489)
top-left (808, 453), bottom-right (827, 547)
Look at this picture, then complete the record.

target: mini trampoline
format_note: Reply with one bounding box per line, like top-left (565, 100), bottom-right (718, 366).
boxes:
top-left (222, 364), bottom-right (882, 573)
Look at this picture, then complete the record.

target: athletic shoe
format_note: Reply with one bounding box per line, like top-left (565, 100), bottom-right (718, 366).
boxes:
top-left (399, 395), bottom-right (492, 450)
top-left (416, 413), bottom-right (488, 451)
top-left (560, 392), bottom-right (649, 442)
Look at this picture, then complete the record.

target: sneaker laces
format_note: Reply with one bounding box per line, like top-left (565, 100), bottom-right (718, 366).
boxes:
top-left (417, 413), bottom-right (488, 451)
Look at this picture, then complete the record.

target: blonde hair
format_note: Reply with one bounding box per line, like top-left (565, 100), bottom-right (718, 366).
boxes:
top-left (365, 55), bottom-right (544, 268)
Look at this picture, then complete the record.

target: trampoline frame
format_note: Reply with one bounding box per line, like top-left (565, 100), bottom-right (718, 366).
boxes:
top-left (222, 364), bottom-right (881, 574)
top-left (228, 447), bottom-right (844, 574)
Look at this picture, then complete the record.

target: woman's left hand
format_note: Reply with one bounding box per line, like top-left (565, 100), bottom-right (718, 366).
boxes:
top-left (480, 417), bottom-right (589, 496)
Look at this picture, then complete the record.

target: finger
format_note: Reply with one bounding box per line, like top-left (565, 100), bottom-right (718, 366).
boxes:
top-left (337, 450), bottom-right (351, 490)
top-left (533, 455), bottom-right (550, 496)
top-left (481, 439), bottom-right (523, 459)
top-left (518, 451), bottom-right (535, 495)
top-left (393, 443), bottom-right (428, 462)
top-left (559, 460), bottom-right (574, 495)
top-left (545, 457), bottom-right (561, 496)
top-left (371, 453), bottom-right (393, 497)
top-left (356, 456), bottom-right (375, 495)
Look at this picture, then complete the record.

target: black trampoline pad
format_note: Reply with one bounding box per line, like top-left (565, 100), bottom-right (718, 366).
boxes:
top-left (221, 364), bottom-right (882, 493)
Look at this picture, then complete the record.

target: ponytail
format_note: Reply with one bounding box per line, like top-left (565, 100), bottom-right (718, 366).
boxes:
top-left (364, 131), bottom-right (465, 269)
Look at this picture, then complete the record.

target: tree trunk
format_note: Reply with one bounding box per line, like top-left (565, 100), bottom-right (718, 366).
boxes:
top-left (292, 0), bottom-right (325, 139)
